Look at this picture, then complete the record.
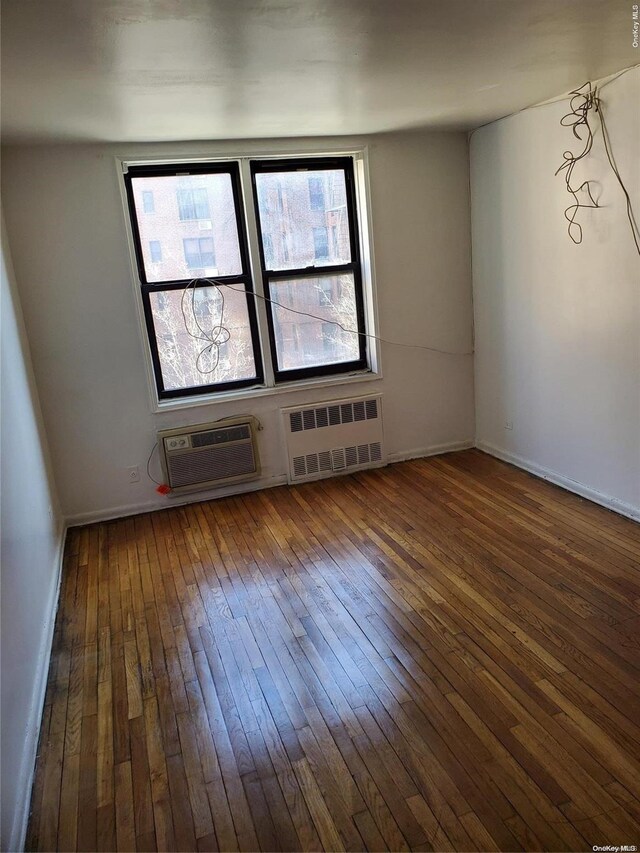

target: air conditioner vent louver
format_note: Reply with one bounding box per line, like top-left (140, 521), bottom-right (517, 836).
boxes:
top-left (168, 443), bottom-right (255, 487)
top-left (282, 395), bottom-right (385, 484)
top-left (158, 416), bottom-right (260, 495)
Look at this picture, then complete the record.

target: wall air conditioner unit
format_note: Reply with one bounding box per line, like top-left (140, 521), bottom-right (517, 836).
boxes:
top-left (158, 416), bottom-right (260, 496)
top-left (282, 394), bottom-right (385, 484)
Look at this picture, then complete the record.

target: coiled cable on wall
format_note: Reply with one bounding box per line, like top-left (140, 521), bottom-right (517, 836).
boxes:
top-left (555, 79), bottom-right (640, 256)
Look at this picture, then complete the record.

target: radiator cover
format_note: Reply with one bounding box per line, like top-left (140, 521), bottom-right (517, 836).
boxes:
top-left (281, 394), bottom-right (385, 484)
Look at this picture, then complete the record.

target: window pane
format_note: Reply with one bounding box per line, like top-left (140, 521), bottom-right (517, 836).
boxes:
top-left (269, 274), bottom-right (360, 371)
top-left (256, 169), bottom-right (351, 270)
top-left (149, 284), bottom-right (257, 391)
top-left (131, 173), bottom-right (242, 282)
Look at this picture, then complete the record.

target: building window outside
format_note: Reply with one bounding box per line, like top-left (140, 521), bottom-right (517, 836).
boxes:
top-left (177, 187), bottom-right (211, 220)
top-left (321, 321), bottom-right (335, 354)
top-left (308, 176), bottom-right (325, 210)
top-left (318, 279), bottom-right (333, 306)
top-left (313, 226), bottom-right (329, 260)
top-left (142, 190), bottom-right (155, 213)
top-left (149, 240), bottom-right (162, 263)
top-left (183, 236), bottom-right (216, 269)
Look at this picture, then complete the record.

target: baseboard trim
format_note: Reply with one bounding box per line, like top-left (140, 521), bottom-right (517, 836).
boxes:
top-left (12, 521), bottom-right (67, 853)
top-left (387, 439), bottom-right (475, 464)
top-left (67, 444), bottom-right (479, 527)
top-left (66, 474), bottom-right (289, 527)
top-left (477, 441), bottom-right (640, 522)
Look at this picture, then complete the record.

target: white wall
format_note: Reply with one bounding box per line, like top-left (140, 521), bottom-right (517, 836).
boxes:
top-left (1, 131), bottom-right (475, 523)
top-left (1, 212), bottom-right (64, 851)
top-left (471, 68), bottom-right (640, 519)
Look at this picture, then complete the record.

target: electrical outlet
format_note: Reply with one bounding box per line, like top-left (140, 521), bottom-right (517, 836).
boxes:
top-left (127, 466), bottom-right (140, 484)
top-left (505, 420), bottom-right (513, 431)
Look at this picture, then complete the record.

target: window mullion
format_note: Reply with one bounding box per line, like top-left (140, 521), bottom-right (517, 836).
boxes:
top-left (239, 158), bottom-right (276, 388)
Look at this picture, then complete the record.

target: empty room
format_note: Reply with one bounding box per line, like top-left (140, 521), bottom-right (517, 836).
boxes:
top-left (1, 1), bottom-right (639, 851)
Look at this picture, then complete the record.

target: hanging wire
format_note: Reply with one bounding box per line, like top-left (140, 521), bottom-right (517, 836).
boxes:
top-left (554, 80), bottom-right (640, 256)
top-left (180, 277), bottom-right (232, 374)
top-left (146, 441), bottom-right (162, 485)
top-left (596, 95), bottom-right (640, 256)
top-left (180, 277), bottom-right (474, 358)
top-left (554, 82), bottom-right (601, 245)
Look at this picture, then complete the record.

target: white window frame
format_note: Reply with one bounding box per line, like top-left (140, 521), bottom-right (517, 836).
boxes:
top-left (116, 147), bottom-right (381, 413)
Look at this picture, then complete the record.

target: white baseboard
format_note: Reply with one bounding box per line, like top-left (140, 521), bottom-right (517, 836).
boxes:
top-left (67, 443), bottom-right (479, 527)
top-left (477, 441), bottom-right (640, 522)
top-left (66, 473), bottom-right (289, 527)
top-left (11, 521), bottom-right (67, 853)
top-left (387, 439), bottom-right (475, 464)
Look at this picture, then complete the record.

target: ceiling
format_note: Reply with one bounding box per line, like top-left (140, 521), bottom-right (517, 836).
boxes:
top-left (0, 0), bottom-right (635, 144)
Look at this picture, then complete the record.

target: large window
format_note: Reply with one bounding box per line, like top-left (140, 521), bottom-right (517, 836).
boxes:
top-left (125, 163), bottom-right (263, 398)
top-left (252, 157), bottom-right (366, 382)
top-left (124, 156), bottom-right (368, 400)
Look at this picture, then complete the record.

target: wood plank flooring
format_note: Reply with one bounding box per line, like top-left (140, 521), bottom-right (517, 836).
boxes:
top-left (26, 450), bottom-right (640, 852)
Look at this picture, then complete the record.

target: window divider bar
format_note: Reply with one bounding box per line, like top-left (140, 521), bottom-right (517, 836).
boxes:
top-left (264, 263), bottom-right (356, 280)
top-left (238, 157), bottom-right (276, 388)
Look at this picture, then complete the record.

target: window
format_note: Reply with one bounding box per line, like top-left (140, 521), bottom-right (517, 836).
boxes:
top-left (124, 163), bottom-right (262, 398)
top-left (313, 226), bottom-right (329, 261)
top-left (318, 279), bottom-right (333, 306)
top-left (322, 322), bottom-right (335, 353)
top-left (308, 176), bottom-right (325, 210)
top-left (142, 190), bottom-right (155, 213)
top-left (123, 155), bottom-right (368, 400)
top-left (177, 187), bottom-right (210, 220)
top-left (252, 157), bottom-right (366, 381)
top-left (149, 240), bottom-right (162, 263)
top-left (184, 237), bottom-right (215, 269)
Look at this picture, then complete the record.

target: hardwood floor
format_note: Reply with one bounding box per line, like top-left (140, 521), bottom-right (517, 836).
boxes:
top-left (26, 450), bottom-right (640, 852)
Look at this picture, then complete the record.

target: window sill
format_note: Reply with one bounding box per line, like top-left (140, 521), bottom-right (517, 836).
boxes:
top-left (152, 369), bottom-right (382, 414)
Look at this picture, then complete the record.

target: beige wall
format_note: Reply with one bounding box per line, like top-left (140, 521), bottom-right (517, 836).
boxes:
top-left (1, 212), bottom-right (64, 851)
top-left (470, 68), bottom-right (640, 518)
top-left (1, 130), bottom-right (475, 523)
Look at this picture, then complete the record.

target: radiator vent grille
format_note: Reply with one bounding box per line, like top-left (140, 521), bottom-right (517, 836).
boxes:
top-left (289, 397), bottom-right (378, 433)
top-left (292, 442), bottom-right (382, 480)
top-left (283, 395), bottom-right (384, 484)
